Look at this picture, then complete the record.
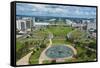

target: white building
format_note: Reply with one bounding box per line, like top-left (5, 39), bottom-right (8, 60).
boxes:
top-left (16, 19), bottom-right (32, 32)
top-left (34, 22), bottom-right (49, 26)
top-left (87, 23), bottom-right (96, 30)
top-left (66, 19), bottom-right (73, 26)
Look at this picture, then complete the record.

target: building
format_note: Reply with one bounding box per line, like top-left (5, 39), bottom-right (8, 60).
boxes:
top-left (66, 19), bottom-right (73, 26)
top-left (16, 18), bottom-right (33, 32)
top-left (34, 22), bottom-right (49, 26)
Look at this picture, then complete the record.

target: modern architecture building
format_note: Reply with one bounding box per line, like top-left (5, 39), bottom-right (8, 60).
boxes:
top-left (16, 18), bottom-right (33, 32)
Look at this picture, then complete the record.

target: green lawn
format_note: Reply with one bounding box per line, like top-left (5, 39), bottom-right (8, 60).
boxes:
top-left (32, 26), bottom-right (73, 38)
top-left (47, 26), bottom-right (73, 36)
top-left (16, 41), bottom-right (23, 51)
top-left (52, 39), bottom-right (72, 45)
top-left (29, 48), bottom-right (45, 64)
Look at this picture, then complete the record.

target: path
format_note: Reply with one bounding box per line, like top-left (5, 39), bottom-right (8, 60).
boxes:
top-left (39, 39), bottom-right (52, 64)
top-left (16, 51), bottom-right (33, 65)
top-left (38, 34), bottom-right (77, 64)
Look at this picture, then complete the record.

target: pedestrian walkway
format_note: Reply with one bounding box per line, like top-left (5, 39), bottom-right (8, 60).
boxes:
top-left (16, 51), bottom-right (33, 65)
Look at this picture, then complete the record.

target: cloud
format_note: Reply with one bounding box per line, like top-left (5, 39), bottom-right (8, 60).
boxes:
top-left (16, 3), bottom-right (96, 18)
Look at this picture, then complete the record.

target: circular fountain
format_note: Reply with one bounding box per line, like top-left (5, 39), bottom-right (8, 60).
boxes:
top-left (45, 45), bottom-right (75, 59)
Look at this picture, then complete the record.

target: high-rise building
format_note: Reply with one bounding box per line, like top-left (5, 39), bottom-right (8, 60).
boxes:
top-left (16, 18), bottom-right (33, 32)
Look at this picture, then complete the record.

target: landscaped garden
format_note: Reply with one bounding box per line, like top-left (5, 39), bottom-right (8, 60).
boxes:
top-left (16, 25), bottom-right (97, 65)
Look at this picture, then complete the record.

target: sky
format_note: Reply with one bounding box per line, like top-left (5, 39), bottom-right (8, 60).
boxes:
top-left (16, 3), bottom-right (96, 18)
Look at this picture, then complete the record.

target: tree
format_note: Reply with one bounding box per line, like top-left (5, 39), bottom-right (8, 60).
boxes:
top-left (86, 50), bottom-right (92, 57)
top-left (40, 43), bottom-right (46, 48)
top-left (51, 59), bottom-right (56, 63)
top-left (88, 41), bottom-right (96, 49)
